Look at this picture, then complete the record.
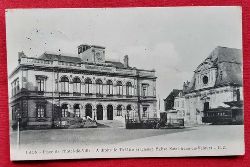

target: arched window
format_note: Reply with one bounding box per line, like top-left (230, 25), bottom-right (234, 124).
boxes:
top-left (73, 77), bottom-right (81, 95)
top-left (61, 76), bottom-right (69, 93)
top-left (126, 82), bottom-right (133, 96)
top-left (116, 81), bottom-right (123, 96)
top-left (96, 79), bottom-right (103, 95)
top-left (85, 78), bottom-right (92, 95)
top-left (127, 105), bottom-right (132, 111)
top-left (107, 80), bottom-right (113, 95)
top-left (117, 105), bottom-right (123, 116)
top-left (62, 104), bottom-right (69, 117)
top-left (74, 104), bottom-right (80, 117)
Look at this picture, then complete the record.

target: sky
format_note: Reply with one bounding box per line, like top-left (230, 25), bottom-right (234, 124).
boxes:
top-left (5, 7), bottom-right (242, 110)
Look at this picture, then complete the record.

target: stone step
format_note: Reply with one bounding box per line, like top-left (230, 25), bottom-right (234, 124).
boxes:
top-left (97, 119), bottom-right (125, 128)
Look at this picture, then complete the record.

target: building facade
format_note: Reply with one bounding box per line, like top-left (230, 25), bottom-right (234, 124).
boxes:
top-left (9, 44), bottom-right (158, 129)
top-left (170, 46), bottom-right (243, 125)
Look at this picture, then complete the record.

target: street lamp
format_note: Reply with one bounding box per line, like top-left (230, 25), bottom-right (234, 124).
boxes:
top-left (16, 111), bottom-right (22, 149)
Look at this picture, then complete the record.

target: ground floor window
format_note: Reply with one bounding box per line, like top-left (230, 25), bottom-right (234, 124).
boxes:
top-left (62, 104), bottom-right (69, 117)
top-left (142, 106), bottom-right (148, 117)
top-left (37, 104), bottom-right (45, 118)
top-left (74, 104), bottom-right (80, 117)
top-left (117, 105), bottom-right (123, 116)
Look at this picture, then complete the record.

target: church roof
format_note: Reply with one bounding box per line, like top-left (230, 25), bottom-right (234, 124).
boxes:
top-left (184, 46), bottom-right (242, 93)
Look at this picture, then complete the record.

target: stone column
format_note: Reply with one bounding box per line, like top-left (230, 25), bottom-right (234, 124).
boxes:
top-left (103, 105), bottom-right (107, 120)
top-left (93, 106), bottom-right (96, 120)
top-left (68, 104), bottom-right (73, 117)
top-left (80, 104), bottom-right (85, 118)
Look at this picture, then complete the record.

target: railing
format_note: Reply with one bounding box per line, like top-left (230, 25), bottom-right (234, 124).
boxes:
top-left (19, 57), bottom-right (154, 77)
top-left (11, 90), bottom-right (150, 99)
top-left (202, 116), bottom-right (232, 124)
top-left (138, 70), bottom-right (155, 77)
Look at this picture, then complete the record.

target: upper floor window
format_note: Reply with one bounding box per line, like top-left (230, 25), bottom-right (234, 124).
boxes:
top-left (117, 81), bottom-right (123, 96)
top-left (107, 80), bottom-right (113, 95)
top-left (61, 76), bottom-right (69, 93)
top-left (85, 78), bottom-right (92, 94)
top-left (73, 77), bottom-right (81, 94)
top-left (37, 79), bottom-right (44, 92)
top-left (96, 79), bottom-right (103, 95)
top-left (141, 84), bottom-right (149, 97)
top-left (35, 75), bottom-right (47, 93)
top-left (11, 78), bottom-right (20, 97)
top-left (126, 82), bottom-right (133, 96)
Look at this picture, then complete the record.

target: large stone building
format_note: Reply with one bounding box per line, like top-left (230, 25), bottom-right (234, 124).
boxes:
top-left (168, 46), bottom-right (243, 125)
top-left (9, 44), bottom-right (157, 129)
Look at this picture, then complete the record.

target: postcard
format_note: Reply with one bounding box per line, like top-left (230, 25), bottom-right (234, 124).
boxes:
top-left (6, 7), bottom-right (244, 160)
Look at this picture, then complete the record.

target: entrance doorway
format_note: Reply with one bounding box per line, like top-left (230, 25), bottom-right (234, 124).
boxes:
top-left (204, 102), bottom-right (209, 111)
top-left (107, 105), bottom-right (113, 120)
top-left (96, 105), bottom-right (103, 120)
top-left (85, 104), bottom-right (92, 118)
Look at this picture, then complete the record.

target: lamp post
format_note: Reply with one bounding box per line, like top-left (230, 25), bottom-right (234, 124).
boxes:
top-left (16, 111), bottom-right (21, 149)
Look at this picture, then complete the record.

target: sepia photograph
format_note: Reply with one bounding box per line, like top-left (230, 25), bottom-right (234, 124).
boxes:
top-left (6, 7), bottom-right (244, 160)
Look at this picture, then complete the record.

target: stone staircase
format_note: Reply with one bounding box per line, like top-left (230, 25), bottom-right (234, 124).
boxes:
top-left (96, 119), bottom-right (125, 128)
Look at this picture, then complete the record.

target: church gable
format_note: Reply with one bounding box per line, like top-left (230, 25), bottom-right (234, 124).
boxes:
top-left (184, 46), bottom-right (242, 93)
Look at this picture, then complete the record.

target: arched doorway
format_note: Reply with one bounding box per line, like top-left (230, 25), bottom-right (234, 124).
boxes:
top-left (204, 102), bottom-right (209, 111)
top-left (96, 104), bottom-right (103, 120)
top-left (107, 105), bottom-right (113, 120)
top-left (85, 104), bottom-right (92, 118)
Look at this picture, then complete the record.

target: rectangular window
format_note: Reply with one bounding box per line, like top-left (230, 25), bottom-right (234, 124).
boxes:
top-left (37, 79), bottom-right (45, 92)
top-left (96, 84), bottom-right (103, 95)
top-left (107, 84), bottom-right (113, 95)
top-left (117, 85), bottom-right (123, 95)
top-left (11, 78), bottom-right (20, 96)
top-left (11, 83), bottom-right (14, 97)
top-left (37, 104), bottom-right (45, 118)
top-left (73, 82), bottom-right (81, 93)
top-left (141, 84), bottom-right (148, 97)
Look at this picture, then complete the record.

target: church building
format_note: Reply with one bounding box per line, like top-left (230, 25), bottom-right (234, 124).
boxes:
top-left (172, 46), bottom-right (243, 125)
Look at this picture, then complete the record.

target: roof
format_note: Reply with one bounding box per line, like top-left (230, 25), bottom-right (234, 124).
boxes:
top-left (105, 60), bottom-right (125, 68)
top-left (39, 52), bottom-right (82, 63)
top-left (185, 46), bottom-right (242, 93)
top-left (38, 52), bottom-right (125, 68)
top-left (164, 89), bottom-right (182, 101)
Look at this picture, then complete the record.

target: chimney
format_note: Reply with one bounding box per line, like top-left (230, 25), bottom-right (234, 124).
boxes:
top-left (124, 55), bottom-right (129, 68)
top-left (18, 51), bottom-right (26, 63)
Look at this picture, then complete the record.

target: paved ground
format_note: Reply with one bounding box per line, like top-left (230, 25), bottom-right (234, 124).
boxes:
top-left (10, 127), bottom-right (192, 148)
top-left (10, 125), bottom-right (244, 160)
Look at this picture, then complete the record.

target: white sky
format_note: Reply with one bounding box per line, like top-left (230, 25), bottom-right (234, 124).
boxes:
top-left (5, 7), bottom-right (242, 110)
